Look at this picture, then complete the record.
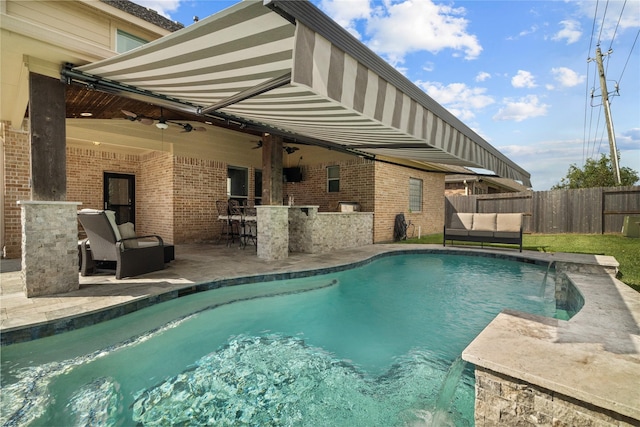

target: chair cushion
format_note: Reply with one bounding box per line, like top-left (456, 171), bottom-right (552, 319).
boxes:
top-left (472, 213), bottom-right (497, 231)
top-left (450, 213), bottom-right (474, 230)
top-left (496, 213), bottom-right (522, 232)
top-left (118, 222), bottom-right (138, 249)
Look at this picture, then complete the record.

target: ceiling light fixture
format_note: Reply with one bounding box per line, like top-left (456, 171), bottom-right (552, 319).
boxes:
top-left (156, 121), bottom-right (169, 130)
top-left (80, 112), bottom-right (93, 117)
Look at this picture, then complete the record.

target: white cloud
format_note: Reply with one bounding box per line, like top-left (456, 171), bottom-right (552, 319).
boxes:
top-left (362, 0), bottom-right (482, 65)
top-left (416, 80), bottom-right (495, 120)
top-left (617, 128), bottom-right (640, 151)
top-left (130, 0), bottom-right (181, 19)
top-left (493, 95), bottom-right (549, 122)
top-left (511, 70), bottom-right (537, 88)
top-left (423, 62), bottom-right (435, 72)
top-left (551, 67), bottom-right (585, 88)
top-left (519, 25), bottom-right (539, 37)
top-left (498, 138), bottom-right (583, 190)
top-left (552, 19), bottom-right (582, 44)
top-left (475, 71), bottom-right (491, 82)
top-left (319, 0), bottom-right (371, 38)
top-left (576, 1), bottom-right (640, 41)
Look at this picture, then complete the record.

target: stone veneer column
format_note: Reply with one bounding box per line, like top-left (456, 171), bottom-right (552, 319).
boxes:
top-left (18, 201), bottom-right (81, 297)
top-left (256, 205), bottom-right (289, 261)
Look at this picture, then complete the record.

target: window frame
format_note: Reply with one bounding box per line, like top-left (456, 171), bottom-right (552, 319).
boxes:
top-left (409, 177), bottom-right (423, 212)
top-left (327, 165), bottom-right (340, 193)
top-left (116, 29), bottom-right (148, 53)
top-left (227, 166), bottom-right (249, 199)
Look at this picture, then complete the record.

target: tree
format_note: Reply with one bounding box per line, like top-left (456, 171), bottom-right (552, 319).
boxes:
top-left (552, 154), bottom-right (639, 189)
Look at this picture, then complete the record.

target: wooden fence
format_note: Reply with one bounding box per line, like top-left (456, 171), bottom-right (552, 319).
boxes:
top-left (445, 186), bottom-right (640, 234)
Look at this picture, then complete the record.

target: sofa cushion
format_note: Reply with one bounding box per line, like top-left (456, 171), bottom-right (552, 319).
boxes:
top-left (496, 213), bottom-right (522, 232)
top-left (494, 231), bottom-right (520, 239)
top-left (450, 213), bottom-right (474, 230)
top-left (118, 222), bottom-right (138, 249)
top-left (472, 213), bottom-right (497, 231)
top-left (445, 229), bottom-right (469, 237)
top-left (468, 230), bottom-right (494, 237)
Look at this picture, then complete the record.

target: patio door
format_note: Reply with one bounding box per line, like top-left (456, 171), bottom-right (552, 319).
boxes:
top-left (104, 172), bottom-right (135, 224)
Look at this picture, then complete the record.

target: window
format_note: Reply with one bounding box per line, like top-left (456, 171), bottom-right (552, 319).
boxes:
top-left (116, 30), bottom-right (148, 53)
top-left (327, 165), bottom-right (340, 193)
top-left (409, 178), bottom-right (423, 212)
top-left (227, 166), bottom-right (248, 198)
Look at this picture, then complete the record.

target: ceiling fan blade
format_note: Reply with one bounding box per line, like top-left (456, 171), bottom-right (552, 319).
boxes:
top-left (139, 118), bottom-right (154, 125)
top-left (121, 109), bottom-right (137, 118)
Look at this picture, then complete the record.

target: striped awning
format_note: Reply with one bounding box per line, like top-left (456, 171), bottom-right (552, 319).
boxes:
top-left (75, 0), bottom-right (530, 186)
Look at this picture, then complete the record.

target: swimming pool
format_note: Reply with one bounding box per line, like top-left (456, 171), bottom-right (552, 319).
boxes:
top-left (1, 253), bottom-right (558, 426)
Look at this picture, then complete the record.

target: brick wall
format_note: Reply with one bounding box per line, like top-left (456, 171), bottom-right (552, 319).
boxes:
top-left (137, 151), bottom-right (173, 242)
top-left (2, 124), bottom-right (31, 258)
top-left (279, 157), bottom-right (444, 243)
top-left (67, 146), bottom-right (139, 211)
top-left (172, 156), bottom-right (228, 243)
top-left (374, 162), bottom-right (444, 242)
top-left (283, 158), bottom-right (375, 212)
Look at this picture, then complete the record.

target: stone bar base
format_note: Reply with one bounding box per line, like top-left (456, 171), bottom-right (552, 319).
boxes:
top-left (256, 205), bottom-right (289, 261)
top-left (288, 206), bottom-right (374, 254)
top-left (475, 368), bottom-right (637, 426)
top-left (18, 201), bottom-right (81, 297)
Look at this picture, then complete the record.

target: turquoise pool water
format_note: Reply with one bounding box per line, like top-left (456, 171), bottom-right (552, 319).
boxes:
top-left (1, 253), bottom-right (557, 426)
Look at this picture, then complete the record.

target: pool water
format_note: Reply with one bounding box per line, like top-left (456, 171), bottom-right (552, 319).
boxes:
top-left (1, 254), bottom-right (557, 426)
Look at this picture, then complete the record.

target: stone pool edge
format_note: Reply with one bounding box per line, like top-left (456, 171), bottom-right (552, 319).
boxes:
top-left (462, 256), bottom-right (640, 425)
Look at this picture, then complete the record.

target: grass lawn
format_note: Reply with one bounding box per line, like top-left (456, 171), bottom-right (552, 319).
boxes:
top-left (403, 233), bottom-right (640, 292)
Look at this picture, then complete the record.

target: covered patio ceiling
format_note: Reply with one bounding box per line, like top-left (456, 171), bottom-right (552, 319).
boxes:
top-left (66, 0), bottom-right (531, 187)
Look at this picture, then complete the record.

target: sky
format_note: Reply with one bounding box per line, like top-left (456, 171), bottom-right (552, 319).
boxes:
top-left (132, 0), bottom-right (639, 190)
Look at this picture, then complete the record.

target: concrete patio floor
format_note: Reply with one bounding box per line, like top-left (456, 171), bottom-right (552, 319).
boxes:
top-left (1, 242), bottom-right (638, 423)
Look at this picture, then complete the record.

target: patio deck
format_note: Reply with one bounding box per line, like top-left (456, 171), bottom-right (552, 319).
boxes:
top-left (1, 243), bottom-right (638, 424)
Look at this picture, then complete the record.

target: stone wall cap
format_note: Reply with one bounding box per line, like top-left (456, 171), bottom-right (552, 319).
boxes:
top-left (17, 201), bottom-right (82, 206)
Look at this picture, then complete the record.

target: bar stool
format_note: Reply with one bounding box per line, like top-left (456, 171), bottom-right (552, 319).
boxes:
top-left (215, 199), bottom-right (237, 245)
top-left (241, 200), bottom-right (257, 249)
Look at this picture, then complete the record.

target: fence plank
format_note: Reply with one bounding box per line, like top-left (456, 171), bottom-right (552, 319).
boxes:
top-left (445, 186), bottom-right (639, 234)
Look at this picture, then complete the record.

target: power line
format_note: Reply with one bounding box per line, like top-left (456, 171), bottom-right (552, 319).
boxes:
top-left (588, 0), bottom-right (599, 54)
top-left (597, 0), bottom-right (610, 45)
top-left (608, 0), bottom-right (627, 50)
top-left (618, 28), bottom-right (640, 86)
top-left (583, 0), bottom-right (600, 165)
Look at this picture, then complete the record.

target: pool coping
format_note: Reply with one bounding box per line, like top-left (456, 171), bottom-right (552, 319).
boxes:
top-left (462, 258), bottom-right (640, 422)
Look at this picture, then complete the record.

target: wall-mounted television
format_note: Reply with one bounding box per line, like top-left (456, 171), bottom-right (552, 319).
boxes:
top-left (283, 167), bottom-right (302, 182)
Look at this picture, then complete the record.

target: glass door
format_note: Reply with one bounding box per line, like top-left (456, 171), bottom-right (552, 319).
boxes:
top-left (104, 172), bottom-right (135, 224)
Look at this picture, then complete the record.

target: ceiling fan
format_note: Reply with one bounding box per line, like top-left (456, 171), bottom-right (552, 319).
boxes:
top-left (121, 109), bottom-right (206, 133)
top-left (252, 140), bottom-right (300, 154)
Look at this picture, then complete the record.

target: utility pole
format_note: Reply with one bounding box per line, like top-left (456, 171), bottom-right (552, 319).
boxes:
top-left (591, 45), bottom-right (622, 185)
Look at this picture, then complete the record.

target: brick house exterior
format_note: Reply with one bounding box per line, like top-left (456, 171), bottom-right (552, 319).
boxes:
top-left (1, 122), bottom-right (444, 258)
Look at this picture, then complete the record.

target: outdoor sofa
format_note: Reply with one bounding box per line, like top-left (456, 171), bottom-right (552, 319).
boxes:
top-left (443, 212), bottom-right (523, 252)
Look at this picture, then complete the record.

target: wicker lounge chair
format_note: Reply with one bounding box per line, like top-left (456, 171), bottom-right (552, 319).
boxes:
top-left (78, 209), bottom-right (165, 279)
